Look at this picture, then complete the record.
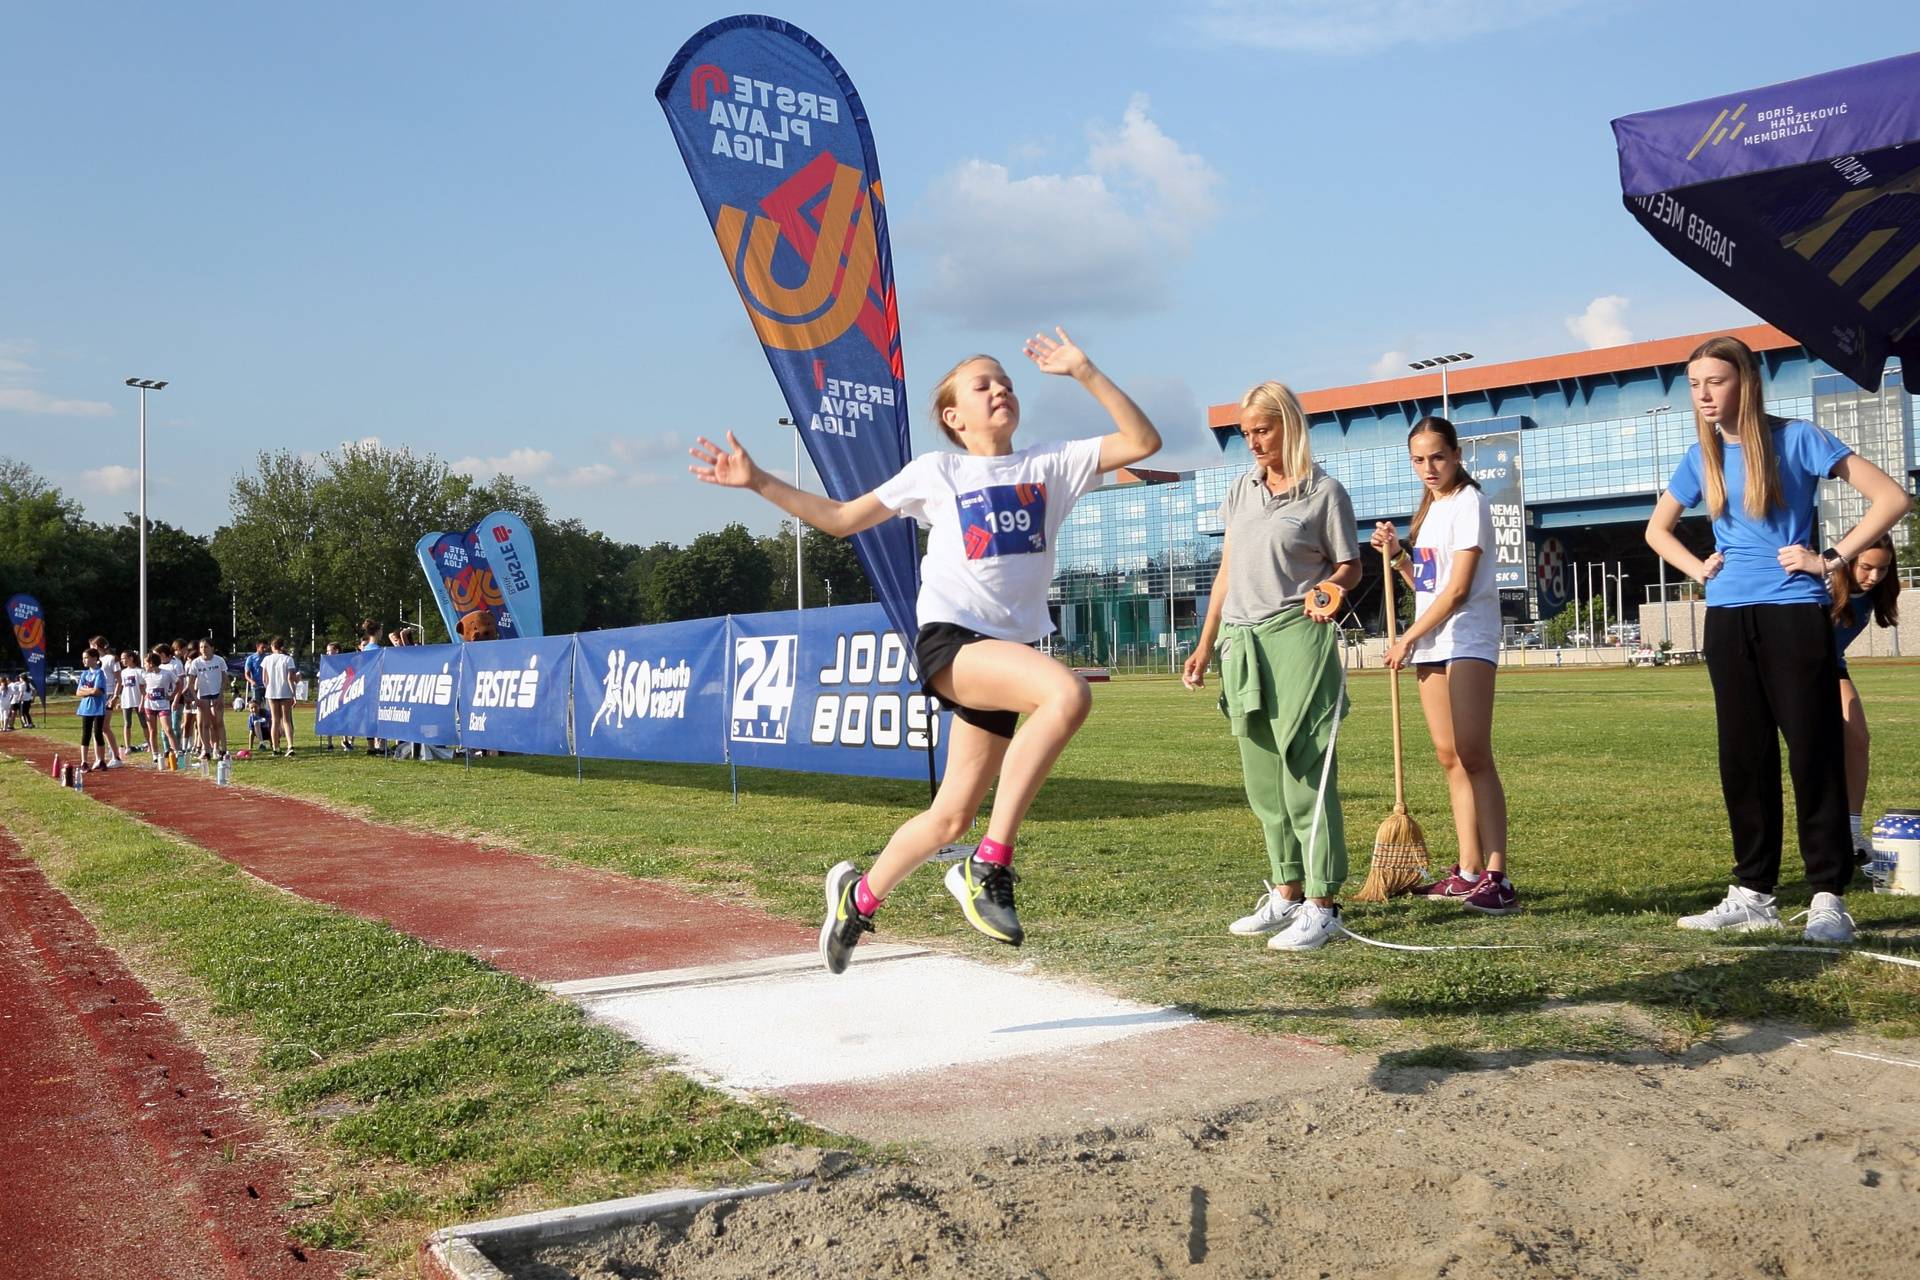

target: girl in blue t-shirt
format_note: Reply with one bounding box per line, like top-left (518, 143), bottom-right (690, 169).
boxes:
top-left (74, 648), bottom-right (111, 771)
top-left (1644, 335), bottom-right (1911, 944)
top-left (1827, 534), bottom-right (1901, 866)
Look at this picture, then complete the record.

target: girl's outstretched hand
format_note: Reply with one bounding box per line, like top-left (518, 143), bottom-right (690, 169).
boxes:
top-left (1024, 327), bottom-right (1091, 379)
top-left (689, 432), bottom-right (759, 489)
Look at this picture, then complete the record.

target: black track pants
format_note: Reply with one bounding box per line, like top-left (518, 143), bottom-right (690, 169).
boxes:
top-left (1702, 603), bottom-right (1852, 895)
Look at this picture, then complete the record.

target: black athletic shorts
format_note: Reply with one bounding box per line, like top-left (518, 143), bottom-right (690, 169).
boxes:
top-left (914, 622), bottom-right (1019, 740)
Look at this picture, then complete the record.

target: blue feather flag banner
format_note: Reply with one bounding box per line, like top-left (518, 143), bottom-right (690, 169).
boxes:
top-left (656, 14), bottom-right (920, 642)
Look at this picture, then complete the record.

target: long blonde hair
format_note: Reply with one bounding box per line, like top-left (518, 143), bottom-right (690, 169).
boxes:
top-left (1239, 381), bottom-right (1313, 481)
top-left (1688, 335), bottom-right (1781, 519)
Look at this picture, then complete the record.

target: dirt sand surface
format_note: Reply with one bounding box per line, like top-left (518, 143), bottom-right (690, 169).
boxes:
top-left (505, 1029), bottom-right (1918, 1280)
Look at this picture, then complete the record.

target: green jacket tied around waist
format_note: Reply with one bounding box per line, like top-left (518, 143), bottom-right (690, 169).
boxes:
top-left (1218, 607), bottom-right (1349, 771)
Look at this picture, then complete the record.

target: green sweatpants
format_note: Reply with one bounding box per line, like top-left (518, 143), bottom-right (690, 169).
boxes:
top-left (1220, 611), bottom-right (1348, 898)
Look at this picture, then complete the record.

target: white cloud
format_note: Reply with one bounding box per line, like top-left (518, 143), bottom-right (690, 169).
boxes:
top-left (1369, 350), bottom-right (1410, 380)
top-left (1196, 0), bottom-right (1586, 55)
top-left (449, 447), bottom-right (553, 479)
top-left (82, 464), bottom-right (139, 494)
top-left (915, 96), bottom-right (1220, 326)
top-left (553, 462), bottom-right (617, 488)
top-left (1566, 295), bottom-right (1632, 349)
top-left (0, 387), bottom-right (114, 416)
top-left (606, 432), bottom-right (687, 464)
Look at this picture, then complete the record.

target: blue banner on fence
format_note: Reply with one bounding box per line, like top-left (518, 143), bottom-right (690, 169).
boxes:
top-left (371, 643), bottom-right (462, 745)
top-left (656, 15), bottom-right (922, 645)
top-left (727, 604), bottom-right (946, 781)
top-left (314, 650), bottom-right (380, 739)
top-left (459, 635), bottom-right (574, 756)
top-left (573, 617), bottom-right (729, 764)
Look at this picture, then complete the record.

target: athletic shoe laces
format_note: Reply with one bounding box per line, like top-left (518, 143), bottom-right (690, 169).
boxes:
top-left (1789, 903), bottom-right (1854, 932)
top-left (978, 861), bottom-right (1018, 909)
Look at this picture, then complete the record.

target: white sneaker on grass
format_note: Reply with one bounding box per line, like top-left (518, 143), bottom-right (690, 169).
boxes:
top-left (1677, 885), bottom-right (1781, 932)
top-left (1793, 892), bottom-right (1855, 945)
top-left (1268, 902), bottom-right (1342, 952)
top-left (1229, 882), bottom-right (1304, 936)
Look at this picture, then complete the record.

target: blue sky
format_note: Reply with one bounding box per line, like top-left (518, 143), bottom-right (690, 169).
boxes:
top-left (3, 2), bottom-right (1910, 546)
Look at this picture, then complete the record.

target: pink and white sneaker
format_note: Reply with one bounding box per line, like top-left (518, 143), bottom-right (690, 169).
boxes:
top-left (1462, 873), bottom-right (1521, 916)
top-left (1414, 865), bottom-right (1482, 900)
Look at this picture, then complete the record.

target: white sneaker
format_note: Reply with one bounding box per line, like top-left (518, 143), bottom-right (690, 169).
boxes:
top-left (1229, 882), bottom-right (1304, 936)
top-left (1268, 902), bottom-right (1343, 952)
top-left (1677, 885), bottom-right (1781, 932)
top-left (1794, 892), bottom-right (1855, 945)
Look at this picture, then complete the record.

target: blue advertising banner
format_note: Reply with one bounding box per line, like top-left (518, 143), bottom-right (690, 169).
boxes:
top-left (1612, 53), bottom-right (1920, 391)
top-left (573, 617), bottom-right (729, 764)
top-left (728, 604), bottom-right (947, 781)
top-left (371, 643), bottom-right (463, 745)
top-left (416, 528), bottom-right (520, 641)
top-left (476, 510), bottom-right (543, 638)
top-left (459, 635), bottom-right (574, 756)
top-left (656, 15), bottom-right (922, 644)
top-left (1461, 431), bottom-right (1526, 614)
top-left (314, 649), bottom-right (380, 739)
top-left (6, 594), bottom-right (47, 702)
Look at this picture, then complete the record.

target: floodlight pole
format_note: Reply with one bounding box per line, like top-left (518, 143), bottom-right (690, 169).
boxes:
top-left (125, 378), bottom-right (169, 658)
top-left (1646, 405), bottom-right (1672, 649)
top-left (1407, 352), bottom-right (1476, 420)
top-left (779, 417), bottom-right (803, 610)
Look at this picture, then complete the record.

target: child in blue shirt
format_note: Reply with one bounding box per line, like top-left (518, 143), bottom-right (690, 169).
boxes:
top-left (1645, 336), bottom-right (1910, 944)
top-left (1827, 534), bottom-right (1901, 866)
top-left (75, 648), bottom-right (111, 771)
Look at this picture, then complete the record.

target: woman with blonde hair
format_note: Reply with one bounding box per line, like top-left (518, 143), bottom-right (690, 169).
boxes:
top-left (1184, 381), bottom-right (1361, 952)
top-left (1645, 334), bottom-right (1910, 942)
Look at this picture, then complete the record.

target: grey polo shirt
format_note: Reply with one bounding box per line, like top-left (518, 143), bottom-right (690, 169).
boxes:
top-left (1218, 465), bottom-right (1361, 624)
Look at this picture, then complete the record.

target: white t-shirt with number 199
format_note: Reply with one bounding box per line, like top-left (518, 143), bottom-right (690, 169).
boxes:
top-left (1408, 483), bottom-right (1502, 664)
top-left (874, 437), bottom-right (1104, 642)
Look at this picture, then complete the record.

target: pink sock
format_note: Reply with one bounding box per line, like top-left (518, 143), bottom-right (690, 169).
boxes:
top-left (975, 837), bottom-right (1013, 867)
top-left (853, 875), bottom-right (883, 916)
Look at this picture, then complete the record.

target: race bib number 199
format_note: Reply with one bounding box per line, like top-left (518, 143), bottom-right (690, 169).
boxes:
top-left (957, 483), bottom-right (1048, 560)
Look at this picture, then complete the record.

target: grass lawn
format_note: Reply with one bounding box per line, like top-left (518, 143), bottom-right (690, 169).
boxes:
top-left (158, 660), bottom-right (1920, 1055)
top-left (0, 777), bottom-right (819, 1273)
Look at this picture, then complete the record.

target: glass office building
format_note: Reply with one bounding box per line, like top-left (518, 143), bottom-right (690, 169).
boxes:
top-left (1049, 325), bottom-right (1916, 666)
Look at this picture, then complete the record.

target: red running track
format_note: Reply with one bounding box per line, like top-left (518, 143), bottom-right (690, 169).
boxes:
top-left (0, 738), bottom-right (812, 984)
top-left (0, 827), bottom-right (340, 1280)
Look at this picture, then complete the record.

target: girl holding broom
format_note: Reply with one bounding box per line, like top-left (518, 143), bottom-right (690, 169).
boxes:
top-left (1645, 334), bottom-right (1909, 943)
top-left (1369, 416), bottom-right (1515, 914)
top-left (1183, 381), bottom-right (1361, 952)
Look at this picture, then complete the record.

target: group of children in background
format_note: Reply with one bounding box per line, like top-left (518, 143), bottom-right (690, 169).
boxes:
top-left (0, 672), bottom-right (37, 730)
top-left (696, 331), bottom-right (1907, 972)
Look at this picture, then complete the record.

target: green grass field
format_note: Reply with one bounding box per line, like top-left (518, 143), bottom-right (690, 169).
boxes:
top-left (156, 661), bottom-right (1920, 1053)
top-left (8, 663), bottom-right (1918, 1272)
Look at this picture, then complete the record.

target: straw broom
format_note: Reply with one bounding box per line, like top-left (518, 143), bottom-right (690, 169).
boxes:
top-left (1351, 542), bottom-right (1429, 901)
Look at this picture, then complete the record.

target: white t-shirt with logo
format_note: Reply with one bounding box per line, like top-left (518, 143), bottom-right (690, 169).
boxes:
top-left (874, 437), bottom-right (1104, 642)
top-left (144, 667), bottom-right (178, 711)
top-left (121, 668), bottom-right (142, 705)
top-left (188, 655), bottom-right (224, 697)
top-left (1408, 484), bottom-right (1502, 664)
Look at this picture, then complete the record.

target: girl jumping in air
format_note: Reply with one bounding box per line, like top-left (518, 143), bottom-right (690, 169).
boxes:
top-left (690, 328), bottom-right (1161, 973)
top-left (1645, 335), bottom-right (1910, 943)
top-left (1370, 417), bottom-right (1515, 914)
top-left (1829, 533), bottom-right (1901, 868)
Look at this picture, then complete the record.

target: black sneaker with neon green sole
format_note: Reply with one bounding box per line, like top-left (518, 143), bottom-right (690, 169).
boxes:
top-left (944, 856), bottom-right (1023, 946)
top-left (819, 861), bottom-right (875, 975)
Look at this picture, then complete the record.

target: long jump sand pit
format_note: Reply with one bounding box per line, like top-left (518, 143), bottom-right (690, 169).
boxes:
top-left (500, 1027), bottom-right (1918, 1280)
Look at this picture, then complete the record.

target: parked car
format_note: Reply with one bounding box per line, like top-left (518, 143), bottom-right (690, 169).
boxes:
top-left (45, 666), bottom-right (79, 693)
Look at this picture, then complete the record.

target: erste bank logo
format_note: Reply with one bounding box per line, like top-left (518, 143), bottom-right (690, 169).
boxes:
top-left (731, 635), bottom-right (797, 743)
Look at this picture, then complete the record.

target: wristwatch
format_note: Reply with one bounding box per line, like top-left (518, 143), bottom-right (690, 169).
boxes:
top-left (1820, 547), bottom-right (1846, 569)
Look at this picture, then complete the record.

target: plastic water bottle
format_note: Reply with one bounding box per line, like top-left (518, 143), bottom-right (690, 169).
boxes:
top-left (73, 766), bottom-right (85, 795)
top-left (215, 757), bottom-right (231, 787)
top-left (1871, 808), bottom-right (1920, 895)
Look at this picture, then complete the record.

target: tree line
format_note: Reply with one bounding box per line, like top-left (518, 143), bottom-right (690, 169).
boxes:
top-left (1, 445), bottom-right (875, 664)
